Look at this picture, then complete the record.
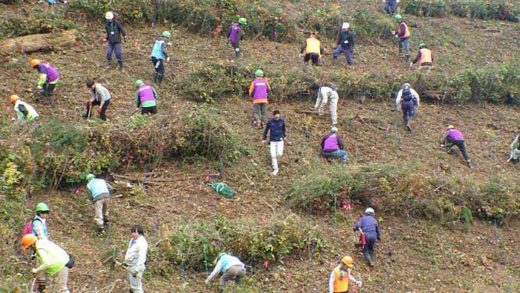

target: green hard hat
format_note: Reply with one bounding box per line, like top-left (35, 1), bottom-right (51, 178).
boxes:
top-left (419, 42), bottom-right (426, 48)
top-left (255, 69), bottom-right (264, 77)
top-left (86, 173), bottom-right (95, 180)
top-left (239, 18), bottom-right (247, 25)
top-left (135, 80), bottom-right (144, 87)
top-left (161, 31), bottom-right (171, 39)
top-left (394, 14), bottom-right (402, 21)
top-left (35, 202), bottom-right (49, 213)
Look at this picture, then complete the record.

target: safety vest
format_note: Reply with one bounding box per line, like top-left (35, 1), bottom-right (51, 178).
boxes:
top-left (323, 134), bottom-right (340, 151)
top-left (14, 100), bottom-right (39, 121)
top-left (333, 266), bottom-right (349, 292)
top-left (150, 40), bottom-right (165, 59)
top-left (138, 85), bottom-right (155, 103)
top-left (251, 78), bottom-right (269, 103)
top-left (418, 48), bottom-right (432, 65)
top-left (305, 37), bottom-right (321, 55)
top-left (35, 239), bottom-right (69, 276)
top-left (398, 22), bottom-right (410, 39)
top-left (87, 178), bottom-right (110, 199)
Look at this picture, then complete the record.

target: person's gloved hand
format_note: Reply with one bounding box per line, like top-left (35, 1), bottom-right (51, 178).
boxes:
top-left (409, 62), bottom-right (413, 67)
top-left (166, 57), bottom-right (170, 62)
top-left (204, 279), bottom-right (210, 284)
top-left (356, 280), bottom-right (363, 287)
top-left (298, 53), bottom-right (303, 58)
top-left (31, 268), bottom-right (38, 274)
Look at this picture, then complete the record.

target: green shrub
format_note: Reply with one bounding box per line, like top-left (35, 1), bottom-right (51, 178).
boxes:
top-left (1, 12), bottom-right (77, 38)
top-left (154, 214), bottom-right (323, 273)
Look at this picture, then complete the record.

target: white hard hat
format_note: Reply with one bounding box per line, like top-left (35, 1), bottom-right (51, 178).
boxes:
top-left (105, 11), bottom-right (114, 20)
top-left (402, 83), bottom-right (411, 89)
top-left (342, 22), bottom-right (350, 30)
top-left (365, 207), bottom-right (375, 214)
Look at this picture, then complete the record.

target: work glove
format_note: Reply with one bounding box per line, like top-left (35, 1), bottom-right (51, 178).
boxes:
top-left (31, 268), bottom-right (38, 274)
top-left (204, 279), bottom-right (210, 284)
top-left (166, 57), bottom-right (170, 62)
top-left (167, 42), bottom-right (173, 47)
top-left (298, 53), bottom-right (303, 58)
top-left (356, 280), bottom-right (363, 287)
top-left (409, 62), bottom-right (413, 67)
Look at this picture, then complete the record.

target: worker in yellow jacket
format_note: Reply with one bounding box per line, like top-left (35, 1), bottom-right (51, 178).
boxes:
top-left (329, 256), bottom-right (362, 293)
top-left (300, 32), bottom-right (323, 66)
top-left (21, 234), bottom-right (72, 293)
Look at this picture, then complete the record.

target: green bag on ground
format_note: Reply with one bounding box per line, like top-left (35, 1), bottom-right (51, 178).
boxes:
top-left (211, 182), bottom-right (235, 199)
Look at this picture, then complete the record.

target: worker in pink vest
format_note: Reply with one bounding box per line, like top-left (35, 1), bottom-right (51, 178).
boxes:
top-left (441, 125), bottom-right (471, 168)
top-left (248, 69), bottom-right (270, 128)
top-left (134, 80), bottom-right (158, 115)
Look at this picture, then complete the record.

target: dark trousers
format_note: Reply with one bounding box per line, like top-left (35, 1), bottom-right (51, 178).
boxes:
top-left (446, 139), bottom-right (470, 162)
top-left (106, 43), bottom-right (123, 65)
top-left (363, 233), bottom-right (377, 257)
top-left (141, 106), bottom-right (157, 115)
top-left (332, 47), bottom-right (353, 65)
top-left (42, 83), bottom-right (56, 97)
top-left (85, 99), bottom-right (110, 121)
top-left (151, 57), bottom-right (164, 84)
top-left (304, 53), bottom-right (320, 65)
top-left (401, 101), bottom-right (416, 124)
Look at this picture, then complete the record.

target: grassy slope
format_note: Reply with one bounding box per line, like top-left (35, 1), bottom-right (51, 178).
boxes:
top-left (1, 1), bottom-right (519, 292)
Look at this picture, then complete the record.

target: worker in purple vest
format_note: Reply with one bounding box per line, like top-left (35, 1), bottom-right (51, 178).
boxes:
top-left (321, 127), bottom-right (348, 162)
top-left (248, 69), bottom-right (270, 128)
top-left (441, 125), bottom-right (471, 168)
top-left (134, 80), bottom-right (158, 115)
top-left (228, 18), bottom-right (247, 58)
top-left (30, 59), bottom-right (60, 103)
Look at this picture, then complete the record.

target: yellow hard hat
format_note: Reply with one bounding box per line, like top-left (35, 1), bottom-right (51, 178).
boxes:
top-left (9, 95), bottom-right (20, 104)
top-left (341, 256), bottom-right (354, 267)
top-left (30, 59), bottom-right (40, 68)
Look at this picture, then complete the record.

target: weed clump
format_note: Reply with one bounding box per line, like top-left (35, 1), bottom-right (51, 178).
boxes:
top-left (153, 214), bottom-right (323, 275)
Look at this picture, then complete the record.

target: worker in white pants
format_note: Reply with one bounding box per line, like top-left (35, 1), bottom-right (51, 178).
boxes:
top-left (262, 110), bottom-right (287, 176)
top-left (122, 225), bottom-right (148, 293)
top-left (314, 84), bottom-right (339, 126)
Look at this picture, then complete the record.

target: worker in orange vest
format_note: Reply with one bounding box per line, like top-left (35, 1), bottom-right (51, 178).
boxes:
top-left (328, 256), bottom-right (362, 293)
top-left (411, 43), bottom-right (433, 69)
top-left (392, 14), bottom-right (410, 61)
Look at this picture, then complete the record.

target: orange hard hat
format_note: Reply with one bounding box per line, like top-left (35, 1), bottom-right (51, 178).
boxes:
top-left (21, 234), bottom-right (37, 251)
top-left (9, 95), bottom-right (20, 104)
top-left (30, 59), bottom-right (41, 68)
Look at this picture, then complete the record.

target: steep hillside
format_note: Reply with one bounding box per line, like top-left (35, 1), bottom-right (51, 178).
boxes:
top-left (0, 1), bottom-right (519, 292)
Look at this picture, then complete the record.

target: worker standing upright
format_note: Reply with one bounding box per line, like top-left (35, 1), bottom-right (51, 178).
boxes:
top-left (8, 95), bottom-right (39, 122)
top-left (205, 252), bottom-right (246, 288)
top-left (134, 80), bottom-right (158, 115)
top-left (228, 18), bottom-right (247, 58)
top-left (84, 79), bottom-right (111, 121)
top-left (300, 32), bottom-right (323, 66)
top-left (393, 14), bottom-right (410, 62)
top-left (86, 174), bottom-right (112, 234)
top-left (30, 59), bottom-right (60, 103)
top-left (411, 43), bottom-right (433, 69)
top-left (122, 225), bottom-right (148, 293)
top-left (333, 23), bottom-right (355, 66)
top-left (262, 110), bottom-right (286, 176)
top-left (384, 0), bottom-right (399, 15)
top-left (249, 69), bottom-right (270, 128)
top-left (150, 31), bottom-right (171, 85)
top-left (329, 256), bottom-right (362, 293)
top-left (104, 11), bottom-right (127, 70)
top-left (354, 207), bottom-right (381, 266)
top-left (395, 83), bottom-right (420, 131)
top-left (441, 125), bottom-right (472, 167)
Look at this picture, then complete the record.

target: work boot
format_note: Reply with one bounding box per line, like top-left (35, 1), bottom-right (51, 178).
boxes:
top-left (95, 225), bottom-right (105, 236)
top-left (406, 123), bottom-right (412, 132)
top-left (363, 251), bottom-right (373, 266)
top-left (466, 160), bottom-right (472, 168)
top-left (118, 62), bottom-right (124, 71)
top-left (106, 60), bottom-right (111, 68)
top-left (405, 55), bottom-right (410, 62)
